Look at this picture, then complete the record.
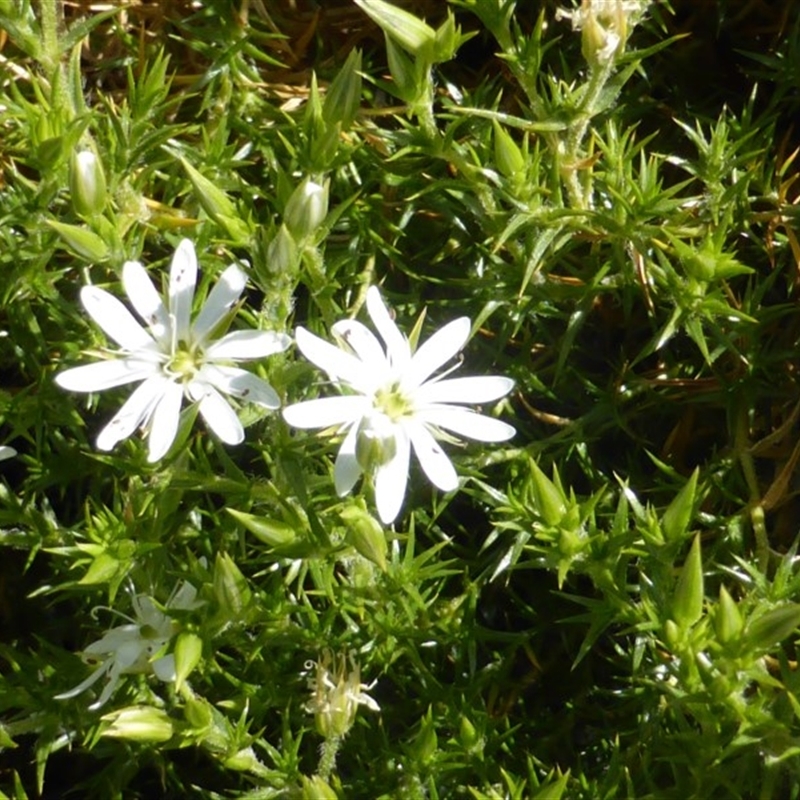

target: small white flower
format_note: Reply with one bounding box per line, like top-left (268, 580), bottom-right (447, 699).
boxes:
top-left (0, 445), bottom-right (15, 461)
top-left (56, 239), bottom-right (291, 462)
top-left (55, 581), bottom-right (199, 710)
top-left (283, 286), bottom-right (515, 524)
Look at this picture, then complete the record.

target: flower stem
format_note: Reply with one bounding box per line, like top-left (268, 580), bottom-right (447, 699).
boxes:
top-left (317, 734), bottom-right (341, 781)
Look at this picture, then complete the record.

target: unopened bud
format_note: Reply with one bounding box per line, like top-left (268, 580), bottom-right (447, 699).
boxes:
top-left (355, 413), bottom-right (397, 471)
top-left (284, 179), bottom-right (328, 242)
top-left (70, 149), bottom-right (107, 217)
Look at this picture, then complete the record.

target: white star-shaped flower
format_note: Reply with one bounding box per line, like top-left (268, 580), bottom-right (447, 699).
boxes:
top-left (55, 581), bottom-right (199, 710)
top-left (283, 286), bottom-right (515, 524)
top-left (56, 239), bottom-right (291, 462)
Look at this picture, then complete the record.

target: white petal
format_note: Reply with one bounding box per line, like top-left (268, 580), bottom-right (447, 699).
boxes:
top-left (403, 317), bottom-right (470, 389)
top-left (168, 239), bottom-right (198, 344)
top-left (96, 376), bottom-right (169, 452)
top-left (283, 396), bottom-right (369, 429)
top-left (146, 380), bottom-right (184, 461)
top-left (407, 421), bottom-right (459, 492)
top-left (192, 264), bottom-right (247, 343)
top-left (331, 319), bottom-right (388, 373)
top-left (0, 445), bottom-right (16, 461)
top-left (420, 406), bottom-right (516, 442)
top-left (83, 624), bottom-right (140, 656)
top-left (89, 663), bottom-right (124, 709)
top-left (374, 424), bottom-right (410, 524)
top-left (55, 359), bottom-right (159, 392)
top-left (416, 375), bottom-right (515, 405)
top-left (295, 327), bottom-right (374, 391)
top-left (80, 285), bottom-right (155, 351)
top-left (205, 329), bottom-right (291, 361)
top-left (200, 364), bottom-right (281, 409)
top-left (122, 260), bottom-right (170, 346)
top-left (195, 385), bottom-right (244, 445)
top-left (152, 654), bottom-right (176, 682)
top-left (54, 662), bottom-right (109, 700)
top-left (334, 424), bottom-right (362, 496)
top-left (366, 286), bottom-right (411, 371)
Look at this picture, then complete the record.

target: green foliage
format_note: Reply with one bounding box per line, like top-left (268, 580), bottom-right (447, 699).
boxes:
top-left (3, 0), bottom-right (800, 797)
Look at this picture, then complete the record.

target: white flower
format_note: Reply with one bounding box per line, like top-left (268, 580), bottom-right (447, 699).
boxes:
top-left (0, 445), bottom-right (15, 461)
top-left (56, 239), bottom-right (291, 462)
top-left (55, 581), bottom-right (199, 710)
top-left (283, 286), bottom-right (515, 524)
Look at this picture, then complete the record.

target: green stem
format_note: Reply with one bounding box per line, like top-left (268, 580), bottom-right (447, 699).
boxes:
top-left (734, 401), bottom-right (769, 573)
top-left (317, 734), bottom-right (341, 781)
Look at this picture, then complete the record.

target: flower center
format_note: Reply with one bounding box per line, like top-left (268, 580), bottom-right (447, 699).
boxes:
top-left (166, 340), bottom-right (202, 381)
top-left (373, 383), bottom-right (412, 421)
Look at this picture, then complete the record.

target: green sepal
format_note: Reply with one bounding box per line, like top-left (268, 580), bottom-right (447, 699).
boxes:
top-left (173, 631), bottom-right (203, 692)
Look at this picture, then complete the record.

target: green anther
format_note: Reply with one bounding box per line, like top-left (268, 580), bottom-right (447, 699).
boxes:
top-left (373, 384), bottom-right (412, 421)
top-left (167, 342), bottom-right (202, 381)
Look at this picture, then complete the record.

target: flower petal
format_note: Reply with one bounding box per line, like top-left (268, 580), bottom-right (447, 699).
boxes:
top-left (407, 421), bottom-right (459, 492)
top-left (54, 661), bottom-right (109, 701)
top-left (146, 379), bottom-right (184, 462)
top-left (122, 260), bottom-right (170, 346)
top-left (374, 424), bottom-right (411, 524)
top-left (200, 364), bottom-right (281, 409)
top-left (416, 375), bottom-right (515, 405)
top-left (331, 319), bottom-right (388, 374)
top-left (95, 376), bottom-right (169, 452)
top-left (205, 329), bottom-right (292, 361)
top-left (334, 423), bottom-right (362, 496)
top-left (403, 317), bottom-right (470, 389)
top-left (420, 406), bottom-right (516, 442)
top-left (283, 396), bottom-right (369, 430)
top-left (89, 662), bottom-right (124, 710)
top-left (152, 654), bottom-right (176, 682)
top-left (55, 359), bottom-right (159, 392)
top-left (168, 239), bottom-right (198, 345)
top-left (366, 286), bottom-right (411, 371)
top-left (294, 327), bottom-right (374, 391)
top-left (195, 385), bottom-right (244, 445)
top-left (191, 264), bottom-right (247, 343)
top-left (80, 285), bottom-right (155, 352)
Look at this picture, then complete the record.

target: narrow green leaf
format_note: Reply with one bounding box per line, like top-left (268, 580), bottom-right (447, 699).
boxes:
top-left (661, 468), bottom-right (699, 541)
top-left (672, 534), bottom-right (704, 629)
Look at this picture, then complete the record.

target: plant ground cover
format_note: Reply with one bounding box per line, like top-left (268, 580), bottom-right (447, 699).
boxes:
top-left (3, 0), bottom-right (800, 797)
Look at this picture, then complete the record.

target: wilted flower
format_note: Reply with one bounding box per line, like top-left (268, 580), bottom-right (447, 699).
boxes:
top-left (56, 239), bottom-right (291, 462)
top-left (55, 581), bottom-right (199, 710)
top-left (556, 0), bottom-right (646, 64)
top-left (283, 286), bottom-right (515, 524)
top-left (306, 650), bottom-right (379, 739)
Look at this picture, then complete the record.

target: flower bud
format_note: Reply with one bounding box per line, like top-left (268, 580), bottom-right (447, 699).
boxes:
top-left (341, 503), bottom-right (388, 570)
top-left (100, 705), bottom-right (174, 743)
top-left (70, 149), bottom-right (107, 217)
top-left (284, 179), bottom-right (328, 243)
top-left (266, 223), bottom-right (298, 274)
top-left (355, 413), bottom-right (397, 472)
